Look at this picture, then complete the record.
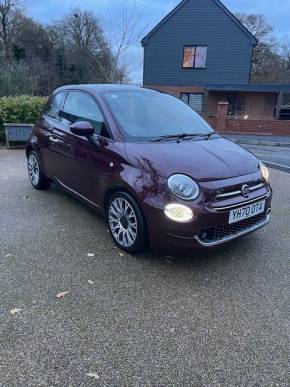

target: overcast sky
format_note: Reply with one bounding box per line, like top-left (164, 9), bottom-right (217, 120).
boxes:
top-left (26, 0), bottom-right (290, 83)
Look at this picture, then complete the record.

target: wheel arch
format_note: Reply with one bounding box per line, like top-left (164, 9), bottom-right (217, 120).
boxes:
top-left (103, 184), bottom-right (142, 211)
top-left (26, 144), bottom-right (33, 158)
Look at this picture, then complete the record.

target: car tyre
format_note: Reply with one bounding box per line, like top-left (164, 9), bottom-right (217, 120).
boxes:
top-left (107, 192), bottom-right (147, 253)
top-left (27, 151), bottom-right (51, 190)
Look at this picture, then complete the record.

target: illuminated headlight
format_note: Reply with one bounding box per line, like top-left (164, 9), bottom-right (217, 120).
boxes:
top-left (168, 174), bottom-right (199, 201)
top-left (259, 161), bottom-right (270, 183)
top-left (165, 203), bottom-right (194, 223)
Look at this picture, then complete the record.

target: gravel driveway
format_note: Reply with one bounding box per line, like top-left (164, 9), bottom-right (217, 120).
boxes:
top-left (0, 149), bottom-right (289, 386)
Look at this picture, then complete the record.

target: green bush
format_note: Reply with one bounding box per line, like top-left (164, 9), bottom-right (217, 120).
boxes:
top-left (0, 96), bottom-right (47, 142)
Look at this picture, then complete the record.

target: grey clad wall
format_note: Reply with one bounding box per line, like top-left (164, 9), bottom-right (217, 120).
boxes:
top-left (143, 0), bottom-right (255, 86)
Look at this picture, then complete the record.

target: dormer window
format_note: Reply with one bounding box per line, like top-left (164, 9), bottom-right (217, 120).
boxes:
top-left (182, 46), bottom-right (207, 69)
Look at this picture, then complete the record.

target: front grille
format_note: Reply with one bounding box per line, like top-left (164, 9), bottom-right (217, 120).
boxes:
top-left (198, 211), bottom-right (268, 244)
top-left (216, 182), bottom-right (264, 200)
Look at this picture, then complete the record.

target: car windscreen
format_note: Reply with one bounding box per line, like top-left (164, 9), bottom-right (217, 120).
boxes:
top-left (103, 90), bottom-right (214, 142)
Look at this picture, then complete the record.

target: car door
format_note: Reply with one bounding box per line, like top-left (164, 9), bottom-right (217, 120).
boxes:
top-left (36, 91), bottom-right (67, 178)
top-left (56, 90), bottom-right (114, 202)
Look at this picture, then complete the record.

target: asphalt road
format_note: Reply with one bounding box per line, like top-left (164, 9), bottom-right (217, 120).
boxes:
top-left (0, 149), bottom-right (289, 387)
top-left (240, 144), bottom-right (290, 171)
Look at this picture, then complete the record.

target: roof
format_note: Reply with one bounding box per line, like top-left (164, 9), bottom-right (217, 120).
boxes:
top-left (55, 84), bottom-right (143, 94)
top-left (205, 84), bottom-right (290, 93)
top-left (141, 0), bottom-right (257, 46)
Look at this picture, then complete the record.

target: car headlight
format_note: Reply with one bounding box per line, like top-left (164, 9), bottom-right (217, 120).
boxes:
top-left (165, 203), bottom-right (194, 223)
top-left (259, 161), bottom-right (269, 183)
top-left (168, 174), bottom-right (199, 201)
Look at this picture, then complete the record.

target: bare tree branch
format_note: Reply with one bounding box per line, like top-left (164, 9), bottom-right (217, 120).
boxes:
top-left (106, 0), bottom-right (150, 83)
top-left (281, 40), bottom-right (290, 69)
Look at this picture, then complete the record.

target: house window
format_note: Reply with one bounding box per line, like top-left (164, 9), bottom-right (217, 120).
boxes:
top-left (180, 93), bottom-right (204, 113)
top-left (182, 46), bottom-right (207, 68)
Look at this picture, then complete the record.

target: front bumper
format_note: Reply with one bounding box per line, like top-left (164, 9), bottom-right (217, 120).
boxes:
top-left (145, 185), bottom-right (272, 252)
top-left (193, 208), bottom-right (271, 247)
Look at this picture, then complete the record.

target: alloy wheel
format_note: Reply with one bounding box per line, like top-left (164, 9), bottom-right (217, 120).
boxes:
top-left (108, 197), bottom-right (138, 248)
top-left (28, 154), bottom-right (40, 186)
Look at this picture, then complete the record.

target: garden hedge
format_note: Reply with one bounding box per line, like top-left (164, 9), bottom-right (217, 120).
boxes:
top-left (0, 96), bottom-right (47, 142)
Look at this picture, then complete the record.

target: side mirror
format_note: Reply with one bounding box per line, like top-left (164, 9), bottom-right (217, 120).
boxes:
top-left (70, 121), bottom-right (94, 137)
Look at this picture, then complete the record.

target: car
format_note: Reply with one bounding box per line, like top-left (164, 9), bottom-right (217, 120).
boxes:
top-left (26, 84), bottom-right (272, 253)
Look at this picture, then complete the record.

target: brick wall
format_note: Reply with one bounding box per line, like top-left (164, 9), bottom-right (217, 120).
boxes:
top-left (206, 116), bottom-right (217, 129)
top-left (225, 119), bottom-right (290, 136)
top-left (207, 101), bottom-right (290, 135)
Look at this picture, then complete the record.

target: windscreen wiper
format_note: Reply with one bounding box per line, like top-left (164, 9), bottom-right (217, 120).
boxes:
top-left (151, 133), bottom-right (198, 142)
top-left (201, 132), bottom-right (215, 140)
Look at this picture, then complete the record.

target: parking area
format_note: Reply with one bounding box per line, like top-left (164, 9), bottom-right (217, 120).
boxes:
top-left (0, 149), bottom-right (289, 386)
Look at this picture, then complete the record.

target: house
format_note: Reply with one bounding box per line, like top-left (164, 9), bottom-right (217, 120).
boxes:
top-left (141, 0), bottom-right (290, 134)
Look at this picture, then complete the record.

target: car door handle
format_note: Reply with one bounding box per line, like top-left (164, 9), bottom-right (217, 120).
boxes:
top-left (49, 136), bottom-right (73, 151)
top-left (49, 136), bottom-right (63, 144)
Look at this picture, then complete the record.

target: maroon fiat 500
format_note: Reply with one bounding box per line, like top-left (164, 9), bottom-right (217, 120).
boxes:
top-left (26, 85), bottom-right (272, 253)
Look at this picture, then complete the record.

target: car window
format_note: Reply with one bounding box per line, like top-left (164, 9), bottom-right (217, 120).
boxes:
top-left (103, 91), bottom-right (213, 142)
top-left (60, 91), bottom-right (109, 137)
top-left (45, 92), bottom-right (66, 120)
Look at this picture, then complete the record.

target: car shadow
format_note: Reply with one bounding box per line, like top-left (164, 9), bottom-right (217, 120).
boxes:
top-left (49, 182), bottom-right (257, 271)
top-left (141, 236), bottom-right (249, 265)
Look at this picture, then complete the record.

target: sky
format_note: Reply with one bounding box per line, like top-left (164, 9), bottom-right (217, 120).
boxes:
top-left (25, 0), bottom-right (290, 83)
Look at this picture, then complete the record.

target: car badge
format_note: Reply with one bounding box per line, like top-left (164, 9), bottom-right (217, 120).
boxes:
top-left (241, 184), bottom-right (250, 198)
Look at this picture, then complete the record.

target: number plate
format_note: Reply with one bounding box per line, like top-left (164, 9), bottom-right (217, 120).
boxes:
top-left (229, 200), bottom-right (265, 224)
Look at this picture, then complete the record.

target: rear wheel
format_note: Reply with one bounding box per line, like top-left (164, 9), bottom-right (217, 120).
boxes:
top-left (107, 192), bottom-right (147, 253)
top-left (27, 151), bottom-right (50, 190)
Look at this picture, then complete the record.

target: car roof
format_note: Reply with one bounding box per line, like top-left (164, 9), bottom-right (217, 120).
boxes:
top-left (54, 84), bottom-right (152, 95)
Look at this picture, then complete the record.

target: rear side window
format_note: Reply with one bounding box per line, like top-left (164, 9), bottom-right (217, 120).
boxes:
top-left (45, 92), bottom-right (66, 120)
top-left (61, 91), bottom-right (108, 137)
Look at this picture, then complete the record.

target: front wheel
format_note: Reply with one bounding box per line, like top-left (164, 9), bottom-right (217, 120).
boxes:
top-left (107, 192), bottom-right (147, 253)
top-left (27, 151), bottom-right (50, 190)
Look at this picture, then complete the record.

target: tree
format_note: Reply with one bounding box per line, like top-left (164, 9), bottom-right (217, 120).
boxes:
top-left (48, 9), bottom-right (115, 85)
top-left (235, 13), bottom-right (290, 83)
top-left (0, 2), bottom-right (126, 94)
top-left (0, 0), bottom-right (148, 95)
top-left (281, 41), bottom-right (290, 70)
top-left (12, 13), bottom-right (52, 62)
top-left (10, 13), bottom-right (56, 94)
top-left (0, 0), bottom-right (23, 60)
top-left (235, 13), bottom-right (279, 82)
top-left (235, 13), bottom-right (273, 42)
